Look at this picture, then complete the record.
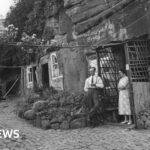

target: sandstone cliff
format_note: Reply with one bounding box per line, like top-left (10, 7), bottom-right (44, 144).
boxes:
top-left (43, 0), bottom-right (150, 91)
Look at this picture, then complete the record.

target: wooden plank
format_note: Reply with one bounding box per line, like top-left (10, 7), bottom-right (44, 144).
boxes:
top-left (133, 82), bottom-right (150, 114)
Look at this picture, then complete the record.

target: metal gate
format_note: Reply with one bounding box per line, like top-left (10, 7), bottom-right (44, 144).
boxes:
top-left (125, 40), bottom-right (150, 126)
top-left (126, 40), bottom-right (150, 82)
top-left (98, 47), bottom-right (120, 109)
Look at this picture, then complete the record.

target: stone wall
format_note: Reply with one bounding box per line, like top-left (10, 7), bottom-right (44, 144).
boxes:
top-left (18, 91), bottom-right (90, 130)
top-left (42, 0), bottom-right (150, 92)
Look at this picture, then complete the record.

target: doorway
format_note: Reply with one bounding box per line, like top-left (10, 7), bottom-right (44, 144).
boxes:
top-left (32, 66), bottom-right (38, 91)
top-left (96, 44), bottom-right (126, 122)
top-left (41, 63), bottom-right (50, 88)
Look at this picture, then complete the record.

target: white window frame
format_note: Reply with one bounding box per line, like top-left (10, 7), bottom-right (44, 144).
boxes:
top-left (26, 66), bottom-right (33, 88)
top-left (51, 53), bottom-right (63, 80)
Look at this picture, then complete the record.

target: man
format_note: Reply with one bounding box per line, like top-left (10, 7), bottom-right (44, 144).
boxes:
top-left (84, 67), bottom-right (104, 125)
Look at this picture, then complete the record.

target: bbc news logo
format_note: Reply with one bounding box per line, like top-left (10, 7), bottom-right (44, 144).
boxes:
top-left (0, 129), bottom-right (20, 138)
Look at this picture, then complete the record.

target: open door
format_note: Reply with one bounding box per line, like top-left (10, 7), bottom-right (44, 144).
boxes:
top-left (125, 40), bottom-right (150, 126)
top-left (41, 63), bottom-right (50, 88)
top-left (96, 44), bottom-right (126, 122)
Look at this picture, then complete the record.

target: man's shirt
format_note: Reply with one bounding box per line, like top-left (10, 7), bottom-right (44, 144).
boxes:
top-left (84, 75), bottom-right (104, 92)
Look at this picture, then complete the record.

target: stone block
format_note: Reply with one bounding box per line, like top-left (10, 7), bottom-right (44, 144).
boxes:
top-left (24, 110), bottom-right (35, 120)
top-left (32, 101), bottom-right (47, 113)
top-left (69, 4), bottom-right (108, 24)
top-left (48, 100), bottom-right (59, 107)
top-left (60, 121), bottom-right (70, 130)
top-left (50, 117), bottom-right (60, 124)
top-left (145, 120), bottom-right (150, 129)
top-left (64, 0), bottom-right (82, 8)
top-left (70, 117), bottom-right (87, 129)
top-left (17, 109), bottom-right (24, 118)
top-left (141, 115), bottom-right (147, 122)
top-left (58, 114), bottom-right (65, 122)
top-left (51, 123), bottom-right (60, 130)
top-left (41, 120), bottom-right (51, 129)
top-left (35, 115), bottom-right (41, 128)
top-left (137, 119), bottom-right (144, 129)
top-left (67, 116), bottom-right (72, 122)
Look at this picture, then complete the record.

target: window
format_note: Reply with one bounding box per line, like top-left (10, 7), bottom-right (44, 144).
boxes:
top-left (51, 53), bottom-right (62, 79)
top-left (26, 66), bottom-right (33, 88)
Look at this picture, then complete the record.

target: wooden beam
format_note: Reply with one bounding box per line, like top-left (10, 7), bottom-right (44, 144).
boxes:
top-left (96, 49), bottom-right (101, 76)
top-left (124, 43), bottom-right (137, 128)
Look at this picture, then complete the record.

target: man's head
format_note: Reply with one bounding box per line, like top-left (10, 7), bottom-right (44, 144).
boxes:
top-left (89, 67), bottom-right (96, 76)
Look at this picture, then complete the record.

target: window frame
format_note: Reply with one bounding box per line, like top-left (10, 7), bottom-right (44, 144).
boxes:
top-left (51, 53), bottom-right (63, 80)
top-left (26, 66), bottom-right (33, 88)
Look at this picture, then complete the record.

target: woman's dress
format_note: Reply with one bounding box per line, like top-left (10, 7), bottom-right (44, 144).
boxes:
top-left (118, 76), bottom-right (131, 115)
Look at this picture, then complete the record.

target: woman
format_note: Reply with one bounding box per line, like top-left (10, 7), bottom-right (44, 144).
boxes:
top-left (118, 69), bottom-right (132, 125)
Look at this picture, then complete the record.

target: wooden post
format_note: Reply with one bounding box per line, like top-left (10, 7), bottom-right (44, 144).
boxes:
top-left (21, 66), bottom-right (26, 97)
top-left (20, 67), bottom-right (24, 96)
top-left (124, 43), bottom-right (137, 128)
top-left (96, 49), bottom-right (101, 76)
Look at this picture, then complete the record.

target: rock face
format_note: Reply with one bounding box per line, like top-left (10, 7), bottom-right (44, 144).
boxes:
top-left (64, 0), bottom-right (82, 8)
top-left (70, 118), bottom-right (87, 129)
top-left (41, 120), bottom-right (51, 129)
top-left (33, 101), bottom-right (48, 113)
top-left (40, 1), bottom-right (150, 127)
top-left (43, 0), bottom-right (139, 92)
top-left (24, 110), bottom-right (35, 120)
top-left (137, 109), bottom-right (150, 129)
top-left (60, 120), bottom-right (70, 129)
top-left (20, 92), bottom-right (93, 130)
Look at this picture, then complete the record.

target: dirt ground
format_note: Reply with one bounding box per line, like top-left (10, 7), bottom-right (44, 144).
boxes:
top-left (0, 97), bottom-right (150, 150)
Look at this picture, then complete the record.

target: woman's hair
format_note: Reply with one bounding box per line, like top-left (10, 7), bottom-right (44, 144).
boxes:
top-left (119, 68), bottom-right (126, 75)
top-left (90, 67), bottom-right (96, 71)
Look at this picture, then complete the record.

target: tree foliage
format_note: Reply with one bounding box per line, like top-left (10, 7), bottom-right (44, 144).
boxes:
top-left (5, 0), bottom-right (63, 38)
top-left (5, 0), bottom-right (35, 39)
top-left (1, 0), bottom-right (63, 68)
top-left (24, 0), bottom-right (47, 36)
top-left (0, 24), bottom-right (37, 68)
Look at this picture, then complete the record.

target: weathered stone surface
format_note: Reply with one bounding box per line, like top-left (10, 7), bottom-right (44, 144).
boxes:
top-left (43, 1), bottom-right (63, 18)
top-left (32, 101), bottom-right (47, 113)
top-left (136, 119), bottom-right (144, 129)
top-left (74, 0), bottom-right (133, 34)
top-left (145, 120), bottom-right (150, 129)
top-left (35, 115), bottom-right (41, 128)
top-left (17, 109), bottom-right (24, 118)
top-left (60, 121), bottom-right (69, 130)
top-left (51, 123), bottom-right (60, 129)
top-left (41, 120), bottom-right (51, 129)
top-left (71, 5), bottom-right (108, 24)
top-left (70, 118), bottom-right (87, 129)
top-left (67, 0), bottom-right (107, 16)
top-left (57, 49), bottom-right (87, 92)
top-left (48, 100), bottom-right (59, 108)
top-left (24, 110), bottom-right (35, 120)
top-left (64, 0), bottom-right (82, 8)
top-left (66, 116), bottom-right (72, 122)
top-left (17, 90), bottom-right (88, 129)
top-left (141, 115), bottom-right (147, 122)
top-left (66, 0), bottom-right (107, 24)
top-left (58, 114), bottom-right (65, 122)
top-left (137, 108), bottom-right (150, 129)
top-left (50, 118), bottom-right (60, 124)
